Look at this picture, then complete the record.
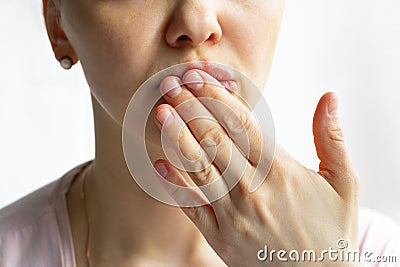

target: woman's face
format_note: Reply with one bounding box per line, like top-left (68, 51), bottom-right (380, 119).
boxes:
top-left (51, 0), bottom-right (284, 134)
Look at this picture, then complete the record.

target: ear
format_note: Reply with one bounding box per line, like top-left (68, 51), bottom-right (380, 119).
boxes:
top-left (43, 0), bottom-right (78, 65)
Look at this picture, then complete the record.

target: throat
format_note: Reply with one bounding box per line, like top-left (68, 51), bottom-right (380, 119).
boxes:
top-left (70, 160), bottom-right (210, 266)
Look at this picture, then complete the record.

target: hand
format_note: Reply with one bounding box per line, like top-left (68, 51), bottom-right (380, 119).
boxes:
top-left (153, 69), bottom-right (360, 267)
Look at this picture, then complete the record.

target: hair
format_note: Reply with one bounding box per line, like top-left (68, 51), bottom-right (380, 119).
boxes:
top-left (43, 0), bottom-right (67, 51)
top-left (42, 0), bottom-right (49, 24)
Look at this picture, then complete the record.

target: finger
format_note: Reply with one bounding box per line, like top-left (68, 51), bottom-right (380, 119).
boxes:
top-left (154, 159), bottom-right (219, 234)
top-left (153, 104), bottom-right (231, 209)
top-left (182, 70), bottom-right (263, 167)
top-left (312, 92), bottom-right (359, 200)
top-left (159, 76), bottom-right (252, 191)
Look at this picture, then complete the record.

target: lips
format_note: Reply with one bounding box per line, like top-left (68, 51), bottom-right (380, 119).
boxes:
top-left (179, 61), bottom-right (236, 93)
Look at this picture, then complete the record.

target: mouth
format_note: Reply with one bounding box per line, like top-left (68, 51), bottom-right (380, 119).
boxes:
top-left (182, 61), bottom-right (238, 93)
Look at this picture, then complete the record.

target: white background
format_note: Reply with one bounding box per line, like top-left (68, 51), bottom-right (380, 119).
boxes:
top-left (1, 1), bottom-right (399, 222)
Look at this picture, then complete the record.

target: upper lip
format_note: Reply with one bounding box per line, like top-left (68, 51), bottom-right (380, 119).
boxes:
top-left (182, 60), bottom-right (236, 81)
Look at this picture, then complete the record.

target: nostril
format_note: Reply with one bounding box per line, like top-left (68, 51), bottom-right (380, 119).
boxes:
top-left (208, 33), bottom-right (216, 42)
top-left (177, 35), bottom-right (190, 41)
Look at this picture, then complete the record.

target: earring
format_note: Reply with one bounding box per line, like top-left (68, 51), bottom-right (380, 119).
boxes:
top-left (60, 56), bottom-right (73, 70)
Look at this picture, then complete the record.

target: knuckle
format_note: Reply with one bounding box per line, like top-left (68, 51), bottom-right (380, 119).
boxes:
top-left (328, 128), bottom-right (345, 142)
top-left (229, 165), bottom-right (254, 196)
top-left (328, 118), bottom-right (345, 142)
top-left (189, 158), bottom-right (214, 183)
top-left (199, 125), bottom-right (225, 148)
top-left (223, 110), bottom-right (250, 135)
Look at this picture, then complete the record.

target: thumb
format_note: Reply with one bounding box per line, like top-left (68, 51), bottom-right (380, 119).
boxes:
top-left (312, 92), bottom-right (358, 197)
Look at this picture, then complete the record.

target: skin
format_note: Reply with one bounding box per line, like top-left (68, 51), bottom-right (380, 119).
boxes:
top-left (44, 0), bottom-right (361, 266)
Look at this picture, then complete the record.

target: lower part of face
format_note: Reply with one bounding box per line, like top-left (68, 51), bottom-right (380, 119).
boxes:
top-left (59, 0), bottom-right (284, 143)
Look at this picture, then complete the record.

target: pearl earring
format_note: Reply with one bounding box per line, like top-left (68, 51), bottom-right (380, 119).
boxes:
top-left (60, 56), bottom-right (73, 70)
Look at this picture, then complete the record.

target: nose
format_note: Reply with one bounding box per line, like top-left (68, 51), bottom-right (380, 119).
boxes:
top-left (165, 0), bottom-right (222, 48)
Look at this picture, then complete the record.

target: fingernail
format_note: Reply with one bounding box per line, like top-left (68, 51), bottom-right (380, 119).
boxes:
top-left (155, 162), bottom-right (168, 177)
top-left (328, 94), bottom-right (338, 116)
top-left (183, 71), bottom-right (204, 90)
top-left (160, 77), bottom-right (182, 98)
top-left (156, 108), bottom-right (173, 126)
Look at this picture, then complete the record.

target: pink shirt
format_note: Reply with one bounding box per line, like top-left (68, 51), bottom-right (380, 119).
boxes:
top-left (0, 161), bottom-right (399, 266)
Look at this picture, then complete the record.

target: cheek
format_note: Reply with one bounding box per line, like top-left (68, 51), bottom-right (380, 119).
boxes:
top-left (224, 1), bottom-right (283, 90)
top-left (62, 1), bottom-right (166, 125)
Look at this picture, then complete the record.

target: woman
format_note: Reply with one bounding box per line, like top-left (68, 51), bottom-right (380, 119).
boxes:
top-left (0, 0), bottom-right (399, 266)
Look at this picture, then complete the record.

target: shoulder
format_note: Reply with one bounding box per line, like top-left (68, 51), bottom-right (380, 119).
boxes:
top-left (0, 179), bottom-right (59, 234)
top-left (358, 207), bottom-right (400, 265)
top-left (0, 161), bottom-right (92, 267)
top-left (0, 179), bottom-right (64, 267)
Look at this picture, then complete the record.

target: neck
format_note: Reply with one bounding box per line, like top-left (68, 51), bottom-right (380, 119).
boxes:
top-left (83, 95), bottom-right (204, 264)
